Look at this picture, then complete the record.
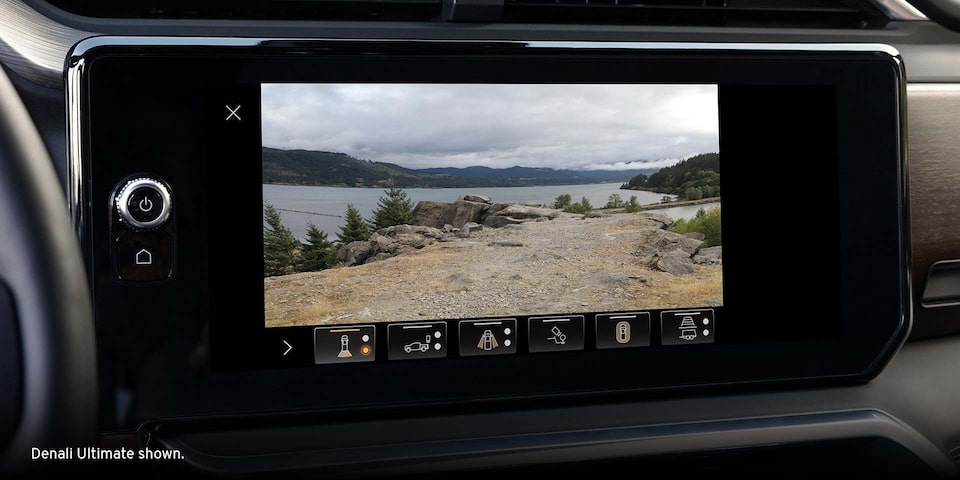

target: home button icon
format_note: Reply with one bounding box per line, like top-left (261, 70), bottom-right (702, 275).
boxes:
top-left (135, 248), bottom-right (153, 265)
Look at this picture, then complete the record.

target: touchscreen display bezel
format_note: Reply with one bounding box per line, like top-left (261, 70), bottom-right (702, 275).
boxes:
top-left (70, 39), bottom-right (909, 423)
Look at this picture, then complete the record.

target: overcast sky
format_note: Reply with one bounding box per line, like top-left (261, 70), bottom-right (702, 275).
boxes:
top-left (261, 84), bottom-right (718, 171)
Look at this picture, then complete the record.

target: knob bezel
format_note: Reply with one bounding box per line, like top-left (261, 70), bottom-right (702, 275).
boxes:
top-left (116, 177), bottom-right (172, 230)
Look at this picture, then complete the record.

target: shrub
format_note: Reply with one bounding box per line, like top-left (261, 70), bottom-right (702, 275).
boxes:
top-left (552, 193), bottom-right (573, 210)
top-left (623, 195), bottom-right (642, 213)
top-left (563, 196), bottom-right (593, 214)
top-left (669, 207), bottom-right (722, 247)
top-left (605, 193), bottom-right (624, 209)
top-left (660, 195), bottom-right (674, 204)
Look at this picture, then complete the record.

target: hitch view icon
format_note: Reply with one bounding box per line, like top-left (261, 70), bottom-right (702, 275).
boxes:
top-left (679, 316), bottom-right (698, 341)
top-left (661, 309), bottom-right (714, 346)
top-left (548, 326), bottom-right (567, 345)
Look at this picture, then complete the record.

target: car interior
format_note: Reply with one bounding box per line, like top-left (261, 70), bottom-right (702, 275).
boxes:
top-left (2, 0), bottom-right (960, 477)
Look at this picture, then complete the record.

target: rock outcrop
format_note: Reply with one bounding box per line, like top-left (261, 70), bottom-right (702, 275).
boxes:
top-left (411, 198), bottom-right (558, 230)
top-left (633, 219), bottom-right (721, 275)
top-left (411, 200), bottom-right (489, 229)
top-left (462, 194), bottom-right (492, 204)
top-left (693, 246), bottom-right (722, 265)
top-left (335, 225), bottom-right (446, 266)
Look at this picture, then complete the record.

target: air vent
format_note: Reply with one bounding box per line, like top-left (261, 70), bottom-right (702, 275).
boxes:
top-left (46, 0), bottom-right (887, 27)
top-left (45, 0), bottom-right (442, 22)
top-left (501, 0), bottom-right (889, 28)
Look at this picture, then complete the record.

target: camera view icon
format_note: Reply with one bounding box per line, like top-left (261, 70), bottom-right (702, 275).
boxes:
top-left (388, 322), bottom-right (447, 360)
top-left (679, 316), bottom-right (698, 341)
top-left (338, 334), bottom-right (352, 358)
top-left (548, 326), bottom-right (567, 345)
top-left (314, 325), bottom-right (376, 364)
top-left (660, 309), bottom-right (714, 346)
top-left (404, 335), bottom-right (432, 354)
top-left (459, 319), bottom-right (517, 357)
top-left (595, 313), bottom-right (650, 349)
top-left (529, 316), bottom-right (584, 353)
top-left (616, 321), bottom-right (631, 344)
top-left (477, 330), bottom-right (499, 351)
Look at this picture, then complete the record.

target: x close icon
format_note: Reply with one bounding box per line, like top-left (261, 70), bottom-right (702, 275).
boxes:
top-left (225, 104), bottom-right (242, 121)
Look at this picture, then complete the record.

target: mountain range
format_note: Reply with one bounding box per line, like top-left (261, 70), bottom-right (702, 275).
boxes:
top-left (262, 147), bottom-right (658, 188)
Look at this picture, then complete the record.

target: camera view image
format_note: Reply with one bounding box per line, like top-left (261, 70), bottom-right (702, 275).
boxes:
top-left (262, 84), bottom-right (722, 328)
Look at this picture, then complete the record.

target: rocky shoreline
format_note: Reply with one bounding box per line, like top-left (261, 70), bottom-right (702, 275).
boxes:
top-left (334, 195), bottom-right (721, 275)
top-left (265, 195), bottom-right (723, 327)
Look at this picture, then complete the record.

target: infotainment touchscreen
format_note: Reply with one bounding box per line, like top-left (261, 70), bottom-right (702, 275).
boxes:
top-left (261, 84), bottom-right (723, 335)
top-left (76, 40), bottom-right (908, 405)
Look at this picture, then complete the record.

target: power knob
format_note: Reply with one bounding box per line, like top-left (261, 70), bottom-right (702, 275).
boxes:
top-left (115, 177), bottom-right (172, 231)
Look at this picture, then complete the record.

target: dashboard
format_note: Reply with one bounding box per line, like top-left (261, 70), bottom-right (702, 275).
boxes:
top-left (2, 0), bottom-right (960, 476)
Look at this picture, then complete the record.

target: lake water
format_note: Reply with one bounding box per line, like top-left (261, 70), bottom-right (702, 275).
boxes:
top-left (263, 183), bottom-right (717, 240)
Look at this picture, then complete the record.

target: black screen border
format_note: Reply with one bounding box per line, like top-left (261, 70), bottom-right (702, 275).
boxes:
top-left (70, 39), bottom-right (909, 427)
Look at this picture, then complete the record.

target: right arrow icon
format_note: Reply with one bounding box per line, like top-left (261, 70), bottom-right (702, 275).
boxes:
top-left (282, 340), bottom-right (293, 356)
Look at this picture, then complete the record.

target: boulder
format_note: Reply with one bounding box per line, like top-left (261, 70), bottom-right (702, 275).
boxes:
top-left (412, 200), bottom-right (489, 229)
top-left (369, 232), bottom-right (398, 254)
top-left (457, 222), bottom-right (483, 238)
top-left (639, 214), bottom-right (674, 230)
top-left (487, 203), bottom-right (512, 215)
top-left (439, 200), bottom-right (489, 228)
top-left (410, 201), bottom-right (447, 229)
top-left (489, 204), bottom-right (559, 221)
top-left (365, 253), bottom-right (394, 264)
top-left (335, 240), bottom-right (375, 266)
top-left (377, 224), bottom-right (446, 241)
top-left (483, 215), bottom-right (524, 229)
top-left (654, 250), bottom-right (696, 275)
top-left (693, 246), bottom-right (722, 265)
top-left (583, 211), bottom-right (609, 219)
top-left (462, 194), bottom-right (492, 204)
top-left (684, 232), bottom-right (706, 241)
top-left (640, 229), bottom-right (703, 256)
top-left (462, 222), bottom-right (483, 233)
top-left (336, 225), bottom-right (447, 266)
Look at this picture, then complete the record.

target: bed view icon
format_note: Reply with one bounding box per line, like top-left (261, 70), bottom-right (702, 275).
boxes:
top-left (459, 318), bottom-right (518, 357)
top-left (660, 309), bottom-right (715, 346)
top-left (388, 322), bottom-right (447, 360)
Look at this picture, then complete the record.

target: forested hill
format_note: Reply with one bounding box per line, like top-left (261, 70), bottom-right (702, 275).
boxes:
top-left (262, 147), bottom-right (656, 188)
top-left (621, 153), bottom-right (720, 201)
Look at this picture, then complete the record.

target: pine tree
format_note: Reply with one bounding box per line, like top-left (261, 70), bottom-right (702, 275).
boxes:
top-left (263, 203), bottom-right (299, 277)
top-left (338, 204), bottom-right (371, 244)
top-left (605, 193), bottom-right (624, 209)
top-left (299, 223), bottom-right (335, 272)
top-left (370, 183), bottom-right (414, 230)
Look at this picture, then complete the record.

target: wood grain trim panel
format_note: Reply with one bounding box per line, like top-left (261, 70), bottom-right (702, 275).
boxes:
top-left (908, 84), bottom-right (960, 339)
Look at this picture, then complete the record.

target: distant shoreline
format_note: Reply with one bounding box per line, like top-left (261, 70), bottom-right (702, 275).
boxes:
top-left (262, 181), bottom-right (630, 190)
top-left (636, 197), bottom-right (721, 211)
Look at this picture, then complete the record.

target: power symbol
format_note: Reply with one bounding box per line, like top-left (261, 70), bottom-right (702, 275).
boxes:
top-left (138, 197), bottom-right (154, 212)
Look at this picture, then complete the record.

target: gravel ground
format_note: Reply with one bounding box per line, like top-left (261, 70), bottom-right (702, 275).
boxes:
top-left (264, 212), bottom-right (722, 327)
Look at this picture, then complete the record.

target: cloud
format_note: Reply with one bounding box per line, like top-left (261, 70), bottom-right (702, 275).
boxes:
top-left (262, 84), bottom-right (718, 170)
